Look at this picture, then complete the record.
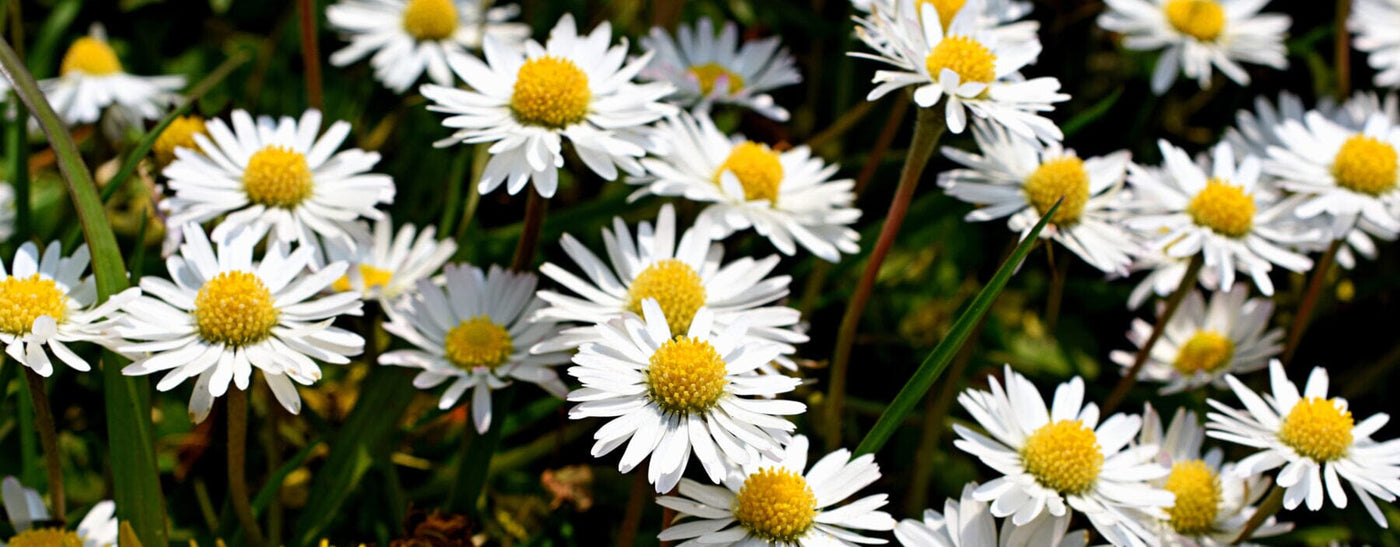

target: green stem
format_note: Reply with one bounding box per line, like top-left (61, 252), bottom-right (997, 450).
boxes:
top-left (449, 387), bottom-right (515, 513)
top-left (1282, 238), bottom-right (1341, 366)
top-left (228, 388), bottom-right (267, 547)
top-left (1232, 483), bottom-right (1283, 544)
top-left (1102, 254), bottom-right (1204, 414)
top-left (453, 143), bottom-right (489, 242)
top-left (23, 369), bottom-right (63, 522)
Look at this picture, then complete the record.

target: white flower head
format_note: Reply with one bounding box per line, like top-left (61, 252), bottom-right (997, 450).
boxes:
top-left (1266, 111), bottom-right (1400, 240)
top-left (2, 476), bottom-right (118, 547)
top-left (895, 482), bottom-right (1087, 547)
top-left (322, 216), bottom-right (458, 305)
top-left (639, 18), bottom-right (802, 121)
top-left (39, 24), bottom-right (184, 126)
top-left (1351, 0), bottom-right (1400, 88)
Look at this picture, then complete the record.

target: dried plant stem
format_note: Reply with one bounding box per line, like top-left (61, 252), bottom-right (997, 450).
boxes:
top-left (1103, 254), bottom-right (1204, 414)
top-left (1282, 239), bottom-right (1341, 366)
top-left (24, 369), bottom-right (64, 522)
top-left (298, 0), bottom-right (323, 110)
top-left (228, 388), bottom-right (266, 547)
top-left (1335, 0), bottom-right (1352, 99)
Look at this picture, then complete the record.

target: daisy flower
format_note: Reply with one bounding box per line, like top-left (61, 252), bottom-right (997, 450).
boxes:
top-left (326, 0), bottom-right (529, 93)
top-left (151, 114), bottom-right (208, 168)
top-left (1223, 92), bottom-right (1318, 160)
top-left (0, 241), bottom-right (139, 377)
top-left (952, 366), bottom-right (1174, 546)
top-left (109, 224), bottom-right (365, 423)
top-left (938, 121), bottom-right (1137, 275)
top-left (421, 14), bottom-right (677, 198)
top-left (1351, 0), bottom-right (1400, 88)
top-left (1206, 360), bottom-right (1400, 527)
top-left (379, 263), bottom-right (570, 433)
top-left (639, 18), bottom-right (801, 121)
top-left (322, 216), bottom-right (458, 306)
top-left (656, 435), bottom-right (895, 545)
top-left (635, 111), bottom-right (860, 262)
top-left (567, 300), bottom-right (804, 493)
top-left (39, 25), bottom-right (184, 126)
top-left (1109, 286), bottom-right (1282, 394)
top-left (532, 204), bottom-right (808, 373)
top-left (2, 476), bottom-right (117, 547)
top-left (1097, 0), bottom-right (1290, 94)
top-left (853, 0), bottom-right (1040, 52)
top-left (159, 109), bottom-right (396, 255)
top-left (894, 483), bottom-right (1086, 547)
top-left (853, 0), bottom-right (1068, 143)
top-left (1266, 112), bottom-right (1400, 240)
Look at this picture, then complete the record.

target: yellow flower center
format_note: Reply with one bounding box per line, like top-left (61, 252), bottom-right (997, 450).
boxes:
top-left (443, 316), bottom-right (514, 370)
top-left (0, 275), bottom-right (69, 335)
top-left (1023, 157), bottom-right (1091, 225)
top-left (401, 0), bottom-right (459, 41)
top-left (1173, 330), bottom-right (1234, 375)
top-left (688, 63), bottom-right (745, 95)
top-left (1278, 397), bottom-right (1354, 462)
top-left (732, 467), bottom-right (818, 543)
top-left (625, 259), bottom-right (707, 336)
top-left (1164, 0), bottom-right (1226, 42)
top-left (510, 56), bottom-right (592, 129)
top-left (59, 36), bottom-right (122, 76)
top-left (919, 0), bottom-right (969, 30)
top-left (1021, 419), bottom-right (1104, 495)
top-left (646, 336), bottom-right (728, 415)
top-left (716, 141), bottom-right (784, 203)
top-left (193, 271), bottom-right (280, 347)
top-left (332, 264), bottom-right (395, 293)
top-left (7, 527), bottom-right (84, 547)
top-left (1332, 135), bottom-right (1399, 196)
top-left (1163, 460), bottom-right (1223, 536)
top-left (1187, 178), bottom-right (1255, 238)
top-left (244, 146), bottom-right (315, 209)
top-left (153, 115), bottom-right (208, 167)
top-left (924, 35), bottom-right (997, 85)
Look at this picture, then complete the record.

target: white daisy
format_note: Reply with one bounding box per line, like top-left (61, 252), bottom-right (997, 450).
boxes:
top-left (1097, 0), bottom-right (1290, 94)
top-left (326, 0), bottom-right (530, 93)
top-left (567, 300), bottom-right (804, 493)
top-left (1351, 0), bottom-right (1400, 88)
top-left (0, 241), bottom-right (139, 377)
top-left (379, 263), bottom-right (570, 433)
top-left (1206, 360), bottom-right (1400, 527)
top-left (532, 204), bottom-right (808, 373)
top-left (2, 476), bottom-right (117, 547)
top-left (159, 108), bottom-right (396, 255)
top-left (421, 14), bottom-right (677, 198)
top-left (639, 18), bottom-right (801, 121)
top-left (853, 0), bottom-right (1041, 53)
top-left (1266, 112), bottom-right (1400, 240)
top-left (1123, 245), bottom-right (1223, 310)
top-left (1109, 286), bottom-right (1282, 394)
top-left (853, 0), bottom-right (1068, 143)
top-left (937, 120), bottom-right (1138, 275)
top-left (109, 224), bottom-right (365, 423)
top-left (635, 111), bottom-right (860, 262)
top-left (894, 482), bottom-right (1086, 547)
top-left (952, 366), bottom-right (1175, 546)
top-left (38, 25), bottom-right (184, 126)
top-left (1223, 92), bottom-right (1320, 160)
top-left (322, 216), bottom-right (458, 306)
top-left (656, 435), bottom-right (895, 545)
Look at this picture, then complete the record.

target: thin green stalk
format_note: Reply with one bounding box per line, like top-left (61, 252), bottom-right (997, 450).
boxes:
top-left (1282, 238), bottom-right (1341, 366)
top-left (12, 357), bottom-right (41, 494)
top-left (1232, 483), bottom-right (1283, 544)
top-left (228, 388), bottom-right (266, 547)
top-left (448, 387), bottom-right (515, 513)
top-left (453, 143), bottom-right (490, 242)
top-left (23, 370), bottom-right (64, 522)
top-left (1102, 254), bottom-right (1205, 414)
top-left (438, 145), bottom-right (470, 237)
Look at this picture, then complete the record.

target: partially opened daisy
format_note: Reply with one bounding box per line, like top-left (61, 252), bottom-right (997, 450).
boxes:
top-left (635, 112), bottom-right (860, 261)
top-left (0, 241), bottom-right (139, 377)
top-left (380, 263), bottom-right (570, 433)
top-left (639, 18), bottom-right (801, 121)
top-left (938, 121), bottom-right (1137, 275)
top-left (160, 109), bottom-right (395, 255)
top-left (322, 216), bottom-right (458, 306)
top-left (38, 25), bottom-right (184, 126)
top-left (567, 300), bottom-right (803, 493)
top-left (894, 483), bottom-right (1086, 547)
top-left (421, 14), bottom-right (676, 198)
top-left (1351, 0), bottom-right (1400, 88)
top-left (1266, 112), bottom-right (1400, 239)
top-left (110, 224), bottom-right (365, 423)
top-left (1207, 360), bottom-right (1400, 527)
top-left (656, 435), bottom-right (895, 545)
top-left (952, 366), bottom-right (1174, 546)
top-left (2, 476), bottom-right (117, 547)
top-left (326, 0), bottom-right (529, 93)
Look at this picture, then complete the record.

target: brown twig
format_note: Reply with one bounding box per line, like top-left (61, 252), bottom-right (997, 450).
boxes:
top-left (1336, 0), bottom-right (1352, 99)
top-left (298, 0), bottom-right (323, 110)
top-left (1103, 254), bottom-right (1204, 414)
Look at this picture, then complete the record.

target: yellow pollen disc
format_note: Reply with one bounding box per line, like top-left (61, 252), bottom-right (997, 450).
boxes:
top-left (646, 336), bottom-right (728, 415)
top-left (732, 467), bottom-right (818, 543)
top-left (244, 146), bottom-right (315, 209)
top-left (1020, 419), bottom-right (1104, 495)
top-left (1279, 397), bottom-right (1354, 462)
top-left (1187, 178), bottom-right (1255, 238)
top-left (510, 56), bottom-right (592, 129)
top-left (716, 141), bottom-right (785, 203)
top-left (443, 316), bottom-right (514, 370)
top-left (1164, 0), bottom-right (1226, 42)
top-left (1173, 330), bottom-right (1234, 375)
top-left (925, 35), bottom-right (997, 85)
top-left (1332, 135), bottom-right (1399, 196)
top-left (193, 271), bottom-right (279, 347)
top-left (6, 527), bottom-right (84, 547)
top-left (59, 36), bottom-right (122, 76)
top-left (688, 63), bottom-right (746, 95)
top-left (153, 115), bottom-right (208, 167)
top-left (1163, 460), bottom-right (1223, 536)
top-left (0, 275), bottom-right (69, 335)
top-left (1023, 157), bottom-right (1091, 225)
top-left (919, 0), bottom-right (969, 30)
top-left (332, 264), bottom-right (395, 293)
top-left (402, 0), bottom-right (459, 41)
top-left (626, 259), bottom-right (707, 336)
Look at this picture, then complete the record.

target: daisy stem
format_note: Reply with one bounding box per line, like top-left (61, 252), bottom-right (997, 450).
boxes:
top-left (228, 388), bottom-right (267, 547)
top-left (452, 143), bottom-right (489, 242)
top-left (1044, 241), bottom-right (1070, 334)
top-left (824, 104), bottom-right (946, 451)
top-left (23, 368), bottom-right (64, 523)
top-left (1335, 0), bottom-right (1352, 98)
top-left (853, 93), bottom-right (911, 195)
top-left (1282, 238), bottom-right (1342, 366)
top-left (511, 190), bottom-right (549, 271)
top-left (297, 0), bottom-right (323, 110)
top-left (805, 99), bottom-right (879, 151)
top-left (1103, 253), bottom-right (1204, 414)
top-left (1232, 482), bottom-right (1283, 544)
top-left (448, 387), bottom-right (515, 514)
top-left (615, 463), bottom-right (650, 547)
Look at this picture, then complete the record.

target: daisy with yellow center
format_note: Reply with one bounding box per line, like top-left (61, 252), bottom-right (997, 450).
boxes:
top-left (567, 300), bottom-right (804, 493)
top-left (895, 482), bottom-right (1087, 546)
top-left (638, 18), bottom-right (802, 121)
top-left (1207, 360), bottom-right (1400, 527)
top-left (1098, 0), bottom-right (1289, 94)
top-left (38, 25), bottom-right (184, 126)
top-left (152, 115), bottom-right (208, 167)
top-left (380, 263), bottom-right (570, 434)
top-left (3, 477), bottom-right (118, 547)
top-left (657, 435), bottom-right (895, 545)
top-left (322, 216), bottom-right (458, 306)
top-left (1267, 112), bottom-right (1400, 241)
top-left (635, 112), bottom-right (861, 262)
top-left (110, 224), bottom-right (364, 423)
